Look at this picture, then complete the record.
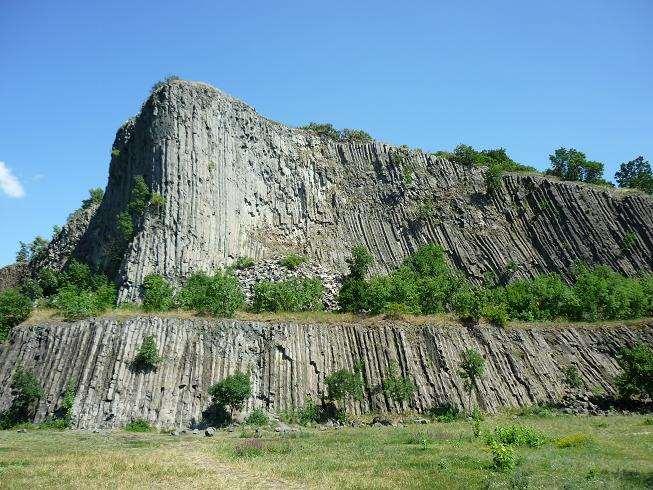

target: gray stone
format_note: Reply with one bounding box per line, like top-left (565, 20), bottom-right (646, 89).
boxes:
top-left (0, 316), bottom-right (651, 429)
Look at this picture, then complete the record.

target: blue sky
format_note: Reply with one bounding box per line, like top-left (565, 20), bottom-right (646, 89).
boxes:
top-left (1, 0), bottom-right (651, 266)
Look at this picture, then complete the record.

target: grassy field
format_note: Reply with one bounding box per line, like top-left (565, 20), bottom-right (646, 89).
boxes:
top-left (0, 414), bottom-right (651, 489)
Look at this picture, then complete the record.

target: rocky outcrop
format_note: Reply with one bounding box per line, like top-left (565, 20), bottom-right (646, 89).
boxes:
top-left (0, 316), bottom-right (650, 429)
top-left (0, 263), bottom-right (27, 292)
top-left (61, 79), bottom-right (652, 301)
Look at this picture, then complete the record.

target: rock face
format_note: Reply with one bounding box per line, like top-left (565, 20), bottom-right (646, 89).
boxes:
top-left (0, 263), bottom-right (27, 291)
top-left (55, 79), bottom-right (650, 300)
top-left (0, 316), bottom-right (650, 429)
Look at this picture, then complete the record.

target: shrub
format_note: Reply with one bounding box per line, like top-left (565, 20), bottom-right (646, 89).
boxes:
top-left (428, 403), bottom-right (463, 423)
top-left (300, 122), bottom-right (341, 141)
top-left (60, 379), bottom-right (75, 427)
top-left (621, 231), bottom-right (637, 252)
top-left (279, 253), bottom-right (306, 270)
top-left (0, 367), bottom-right (43, 429)
top-left (125, 419), bottom-right (152, 432)
top-left (485, 164), bottom-right (503, 194)
top-left (555, 432), bottom-right (592, 448)
top-left (341, 129), bottom-right (373, 143)
top-left (563, 366), bottom-right (583, 389)
top-left (490, 442), bottom-right (517, 472)
top-left (245, 408), bottom-right (269, 426)
top-left (15, 236), bottom-right (49, 263)
top-left (615, 343), bottom-right (653, 400)
top-left (546, 147), bottom-right (605, 184)
top-left (382, 362), bottom-right (415, 405)
top-left (37, 267), bottom-right (62, 296)
top-left (177, 271), bottom-right (244, 317)
top-left (116, 211), bottom-right (134, 240)
top-left (82, 188), bottom-right (104, 209)
top-left (234, 256), bottom-right (255, 270)
top-left (481, 303), bottom-right (508, 327)
top-left (52, 285), bottom-right (114, 321)
top-left (488, 425), bottom-right (547, 447)
top-left (128, 176), bottom-right (151, 215)
top-left (0, 289), bottom-right (33, 340)
top-left (252, 278), bottom-right (323, 312)
top-left (325, 364), bottom-right (364, 407)
top-left (20, 278), bottom-right (43, 301)
top-left (458, 349), bottom-right (485, 414)
top-left (133, 335), bottom-right (161, 371)
top-left (209, 372), bottom-right (252, 414)
top-left (149, 192), bottom-right (165, 210)
top-left (615, 156), bottom-right (653, 194)
top-left (142, 274), bottom-right (173, 312)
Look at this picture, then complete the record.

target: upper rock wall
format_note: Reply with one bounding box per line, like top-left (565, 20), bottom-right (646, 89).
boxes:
top-left (71, 80), bottom-right (652, 300)
top-left (0, 317), bottom-right (650, 429)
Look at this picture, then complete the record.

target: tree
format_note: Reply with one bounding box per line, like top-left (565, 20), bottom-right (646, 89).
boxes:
top-left (142, 274), bottom-right (173, 312)
top-left (615, 156), bottom-right (653, 194)
top-left (208, 372), bottom-right (252, 415)
top-left (133, 335), bottom-right (162, 371)
top-left (458, 348), bottom-right (485, 414)
top-left (0, 366), bottom-right (43, 428)
top-left (615, 343), bottom-right (653, 400)
top-left (338, 246), bottom-right (373, 312)
top-left (0, 289), bottom-right (33, 341)
top-left (546, 147), bottom-right (606, 184)
top-left (381, 362), bottom-right (415, 406)
top-left (300, 122), bottom-right (341, 141)
top-left (324, 363), bottom-right (364, 408)
top-left (82, 188), bottom-right (104, 209)
top-left (15, 236), bottom-right (49, 263)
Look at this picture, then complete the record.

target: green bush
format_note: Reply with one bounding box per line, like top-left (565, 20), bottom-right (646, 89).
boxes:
top-left (279, 253), bottom-right (306, 270)
top-left (245, 408), bottom-right (269, 426)
top-left (301, 123), bottom-right (373, 143)
top-left (177, 271), bottom-right (244, 317)
top-left (142, 274), bottom-right (173, 312)
top-left (116, 211), bottom-right (134, 240)
top-left (485, 164), bottom-right (503, 194)
top-left (382, 362), bottom-right (415, 404)
top-left (490, 442), bottom-right (518, 472)
top-left (125, 419), bottom-right (152, 432)
top-left (82, 188), bottom-right (104, 209)
top-left (458, 349), bottom-right (485, 414)
top-left (20, 278), bottom-right (43, 301)
top-left (52, 285), bottom-right (115, 321)
top-left (133, 335), bottom-right (161, 371)
top-left (325, 364), bottom-right (364, 407)
top-left (37, 267), bottom-right (62, 296)
top-left (615, 156), bottom-right (653, 194)
top-left (149, 192), bottom-right (165, 210)
top-left (0, 367), bottom-right (43, 429)
top-left (0, 289), bottom-right (33, 340)
top-left (234, 257), bottom-right (255, 270)
top-left (481, 303), bottom-right (508, 327)
top-left (546, 147), bottom-right (605, 184)
top-left (252, 278), bottom-right (323, 312)
top-left (209, 372), bottom-right (252, 414)
top-left (615, 343), bottom-right (653, 400)
top-left (487, 425), bottom-right (547, 447)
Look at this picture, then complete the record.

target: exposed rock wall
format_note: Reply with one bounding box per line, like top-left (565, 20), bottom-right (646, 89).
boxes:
top-left (0, 263), bottom-right (27, 292)
top-left (67, 80), bottom-right (652, 300)
top-left (0, 316), bottom-right (650, 429)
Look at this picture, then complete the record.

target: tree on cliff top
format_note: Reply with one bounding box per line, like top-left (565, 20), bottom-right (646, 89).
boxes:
top-left (546, 147), bottom-right (609, 185)
top-left (615, 156), bottom-right (653, 194)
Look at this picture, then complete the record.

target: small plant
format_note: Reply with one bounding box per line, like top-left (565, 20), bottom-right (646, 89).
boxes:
top-left (381, 362), bottom-right (415, 406)
top-left (149, 192), bottom-right (165, 210)
top-left (82, 188), bottom-right (104, 209)
top-left (245, 408), bottom-right (269, 426)
top-left (615, 343), bottom-right (653, 400)
top-left (125, 419), bottom-right (153, 432)
top-left (111, 148), bottom-right (120, 157)
top-left (0, 289), bottom-right (33, 341)
top-left (0, 367), bottom-right (43, 429)
top-left (233, 438), bottom-right (264, 458)
top-left (133, 335), bottom-right (161, 371)
top-left (485, 164), bottom-right (503, 194)
top-left (325, 363), bottom-right (364, 411)
top-left (234, 256), bottom-right (255, 270)
top-left (116, 211), bottom-right (134, 241)
top-left (487, 425), bottom-right (547, 447)
top-left (621, 231), bottom-right (637, 252)
top-left (279, 253), bottom-right (307, 270)
top-left (490, 442), bottom-right (518, 472)
top-left (555, 432), bottom-right (592, 448)
top-left (252, 278), bottom-right (324, 313)
top-left (60, 379), bottom-right (76, 427)
top-left (177, 271), bottom-right (245, 317)
top-left (141, 274), bottom-right (173, 312)
top-left (563, 365), bottom-right (583, 389)
top-left (458, 348), bottom-right (485, 415)
top-left (209, 372), bottom-right (252, 415)
top-left (481, 303), bottom-right (508, 327)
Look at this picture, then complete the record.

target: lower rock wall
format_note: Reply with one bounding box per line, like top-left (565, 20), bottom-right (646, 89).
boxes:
top-left (0, 317), bottom-right (650, 429)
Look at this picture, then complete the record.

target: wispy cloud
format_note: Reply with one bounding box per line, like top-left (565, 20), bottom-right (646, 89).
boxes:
top-left (0, 161), bottom-right (26, 198)
top-left (32, 173), bottom-right (45, 182)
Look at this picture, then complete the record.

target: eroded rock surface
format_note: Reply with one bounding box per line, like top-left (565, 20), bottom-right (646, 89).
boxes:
top-left (0, 316), bottom-right (650, 428)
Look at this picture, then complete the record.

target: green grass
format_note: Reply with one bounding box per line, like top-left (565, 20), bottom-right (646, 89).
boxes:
top-left (0, 414), bottom-right (651, 488)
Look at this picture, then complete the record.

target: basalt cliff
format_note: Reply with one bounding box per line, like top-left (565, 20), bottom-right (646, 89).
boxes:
top-left (21, 79), bottom-right (652, 300)
top-left (1, 80), bottom-right (652, 428)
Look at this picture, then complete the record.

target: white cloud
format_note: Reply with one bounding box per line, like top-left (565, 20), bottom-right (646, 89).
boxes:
top-left (0, 161), bottom-right (26, 198)
top-left (32, 173), bottom-right (45, 182)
